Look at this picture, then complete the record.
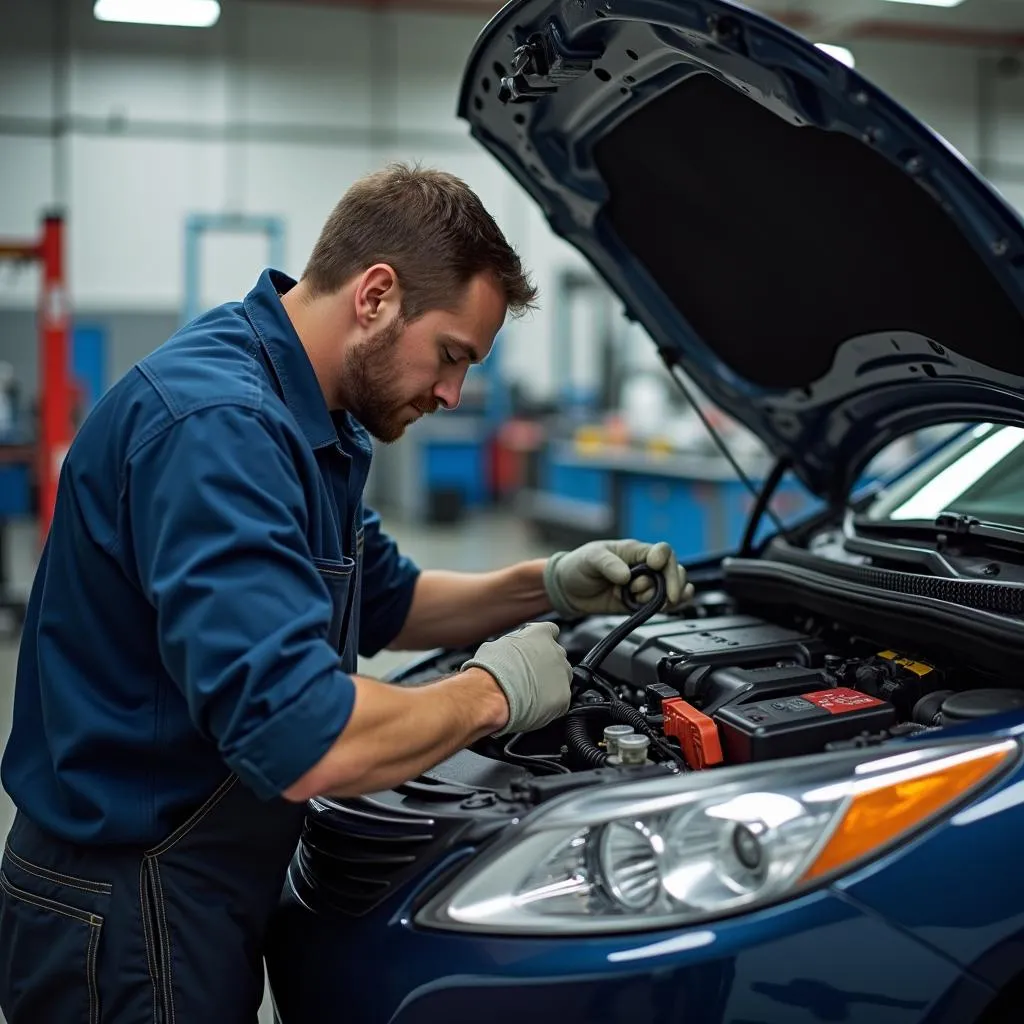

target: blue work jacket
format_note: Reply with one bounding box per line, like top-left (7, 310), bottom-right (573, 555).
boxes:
top-left (1, 269), bottom-right (420, 846)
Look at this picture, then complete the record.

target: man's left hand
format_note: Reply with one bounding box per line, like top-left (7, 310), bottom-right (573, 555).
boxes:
top-left (543, 539), bottom-right (694, 617)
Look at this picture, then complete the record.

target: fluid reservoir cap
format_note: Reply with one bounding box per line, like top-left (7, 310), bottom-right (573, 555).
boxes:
top-left (617, 734), bottom-right (651, 765)
top-left (940, 689), bottom-right (1024, 724)
top-left (603, 725), bottom-right (634, 757)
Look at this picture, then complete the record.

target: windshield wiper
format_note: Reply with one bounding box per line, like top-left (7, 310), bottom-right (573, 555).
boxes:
top-left (932, 512), bottom-right (1024, 550)
top-left (854, 511), bottom-right (1024, 553)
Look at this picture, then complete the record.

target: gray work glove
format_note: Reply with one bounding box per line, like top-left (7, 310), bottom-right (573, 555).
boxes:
top-left (462, 622), bottom-right (572, 736)
top-left (544, 539), bottom-right (694, 617)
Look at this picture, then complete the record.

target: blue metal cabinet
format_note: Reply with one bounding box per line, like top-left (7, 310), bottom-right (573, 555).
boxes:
top-left (0, 466), bottom-right (30, 517)
top-left (542, 456), bottom-right (611, 508)
top-left (71, 325), bottom-right (108, 415)
top-left (423, 438), bottom-right (489, 509)
top-left (619, 475), bottom-right (711, 560)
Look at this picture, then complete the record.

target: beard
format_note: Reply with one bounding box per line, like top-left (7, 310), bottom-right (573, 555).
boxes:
top-left (339, 317), bottom-right (440, 443)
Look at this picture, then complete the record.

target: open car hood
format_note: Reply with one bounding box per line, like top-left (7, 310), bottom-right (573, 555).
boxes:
top-left (458, 0), bottom-right (1024, 503)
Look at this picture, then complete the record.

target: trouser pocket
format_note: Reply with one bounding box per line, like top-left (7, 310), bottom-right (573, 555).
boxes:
top-left (0, 846), bottom-right (108, 1024)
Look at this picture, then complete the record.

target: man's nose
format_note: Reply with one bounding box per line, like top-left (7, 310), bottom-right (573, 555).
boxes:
top-left (433, 371), bottom-right (466, 410)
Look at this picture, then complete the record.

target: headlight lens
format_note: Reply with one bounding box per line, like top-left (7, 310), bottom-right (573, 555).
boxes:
top-left (416, 738), bottom-right (1016, 935)
top-left (599, 820), bottom-right (662, 910)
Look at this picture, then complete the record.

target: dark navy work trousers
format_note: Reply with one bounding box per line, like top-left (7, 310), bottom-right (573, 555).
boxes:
top-left (0, 774), bottom-right (305, 1023)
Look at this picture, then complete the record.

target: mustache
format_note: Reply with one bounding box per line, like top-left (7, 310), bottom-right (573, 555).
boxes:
top-left (412, 398), bottom-right (442, 415)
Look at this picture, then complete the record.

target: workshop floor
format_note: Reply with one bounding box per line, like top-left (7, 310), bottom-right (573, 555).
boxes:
top-left (0, 509), bottom-right (550, 1023)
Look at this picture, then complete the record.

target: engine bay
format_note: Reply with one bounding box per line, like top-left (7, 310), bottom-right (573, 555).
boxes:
top-left (291, 573), bottom-right (1024, 920)
top-left (395, 583), bottom-right (1024, 786)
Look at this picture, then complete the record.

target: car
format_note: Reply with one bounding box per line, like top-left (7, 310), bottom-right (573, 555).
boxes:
top-left (264, 2), bottom-right (1024, 1022)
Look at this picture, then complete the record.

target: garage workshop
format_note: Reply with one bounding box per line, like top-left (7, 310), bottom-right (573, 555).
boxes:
top-left (3, 1), bottom-right (1024, 1022)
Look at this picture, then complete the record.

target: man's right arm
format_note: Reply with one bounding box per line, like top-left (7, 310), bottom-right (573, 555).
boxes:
top-left (285, 620), bottom-right (573, 800)
top-left (282, 668), bottom-right (508, 802)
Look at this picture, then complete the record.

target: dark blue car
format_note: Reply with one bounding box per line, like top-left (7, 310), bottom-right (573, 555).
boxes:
top-left (266, 2), bottom-right (1024, 1021)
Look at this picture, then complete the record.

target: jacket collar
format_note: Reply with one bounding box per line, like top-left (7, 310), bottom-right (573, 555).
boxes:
top-left (244, 268), bottom-right (339, 451)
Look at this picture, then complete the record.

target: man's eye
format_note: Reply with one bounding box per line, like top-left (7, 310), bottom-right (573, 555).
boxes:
top-left (442, 348), bottom-right (457, 366)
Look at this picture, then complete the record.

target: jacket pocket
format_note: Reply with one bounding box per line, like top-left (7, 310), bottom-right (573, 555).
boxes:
top-left (0, 858), bottom-right (105, 1024)
top-left (313, 556), bottom-right (354, 652)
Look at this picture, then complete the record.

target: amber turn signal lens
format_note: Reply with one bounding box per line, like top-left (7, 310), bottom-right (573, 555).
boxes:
top-left (802, 741), bottom-right (1016, 881)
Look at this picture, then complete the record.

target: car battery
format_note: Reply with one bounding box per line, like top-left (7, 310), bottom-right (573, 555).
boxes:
top-left (714, 688), bottom-right (897, 763)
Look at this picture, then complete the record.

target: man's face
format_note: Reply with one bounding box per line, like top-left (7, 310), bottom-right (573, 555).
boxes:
top-left (339, 272), bottom-right (507, 443)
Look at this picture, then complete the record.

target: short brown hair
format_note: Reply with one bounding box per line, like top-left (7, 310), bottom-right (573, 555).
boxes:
top-left (302, 162), bottom-right (538, 320)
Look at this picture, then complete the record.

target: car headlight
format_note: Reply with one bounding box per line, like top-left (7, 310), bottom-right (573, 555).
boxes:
top-left (416, 738), bottom-right (1016, 935)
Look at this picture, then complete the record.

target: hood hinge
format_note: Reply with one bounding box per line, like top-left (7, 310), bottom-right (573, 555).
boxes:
top-left (498, 23), bottom-right (598, 104)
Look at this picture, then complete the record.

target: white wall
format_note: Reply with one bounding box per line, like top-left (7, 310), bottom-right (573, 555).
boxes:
top-left (853, 37), bottom-right (1024, 209)
top-left (2, 0), bottom-right (1024, 400)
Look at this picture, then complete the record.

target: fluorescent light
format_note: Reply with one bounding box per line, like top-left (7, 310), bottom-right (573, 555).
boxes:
top-left (94, 0), bottom-right (221, 27)
top-left (882, 0), bottom-right (966, 7)
top-left (815, 44), bottom-right (855, 68)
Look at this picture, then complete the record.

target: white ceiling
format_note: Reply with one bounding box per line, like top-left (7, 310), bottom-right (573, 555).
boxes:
top-left (755, 0), bottom-right (1024, 36)
top-left (252, 0), bottom-right (1024, 48)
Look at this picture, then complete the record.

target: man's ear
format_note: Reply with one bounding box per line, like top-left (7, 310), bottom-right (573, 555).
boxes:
top-left (354, 264), bottom-right (400, 327)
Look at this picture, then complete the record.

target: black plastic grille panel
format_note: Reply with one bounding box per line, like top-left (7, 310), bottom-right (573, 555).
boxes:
top-left (755, 549), bottom-right (1024, 616)
top-left (294, 797), bottom-right (440, 917)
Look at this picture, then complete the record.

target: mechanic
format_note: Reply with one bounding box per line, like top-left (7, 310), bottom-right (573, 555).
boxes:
top-left (0, 164), bottom-right (691, 1023)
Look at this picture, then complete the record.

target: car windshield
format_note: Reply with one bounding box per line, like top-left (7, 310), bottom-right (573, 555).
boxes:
top-left (865, 423), bottom-right (1024, 529)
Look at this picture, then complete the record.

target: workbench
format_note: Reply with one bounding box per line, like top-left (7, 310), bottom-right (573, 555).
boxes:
top-left (520, 441), bottom-right (819, 557)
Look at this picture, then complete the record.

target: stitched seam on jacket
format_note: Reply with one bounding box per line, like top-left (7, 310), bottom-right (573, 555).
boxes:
top-left (123, 396), bottom-right (266, 469)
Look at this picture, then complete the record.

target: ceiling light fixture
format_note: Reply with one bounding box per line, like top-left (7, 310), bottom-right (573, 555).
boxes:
top-left (882, 0), bottom-right (967, 8)
top-left (815, 44), bottom-right (856, 68)
top-left (93, 0), bottom-right (221, 28)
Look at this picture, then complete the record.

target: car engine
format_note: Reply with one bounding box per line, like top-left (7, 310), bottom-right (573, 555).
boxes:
top-left (395, 582), bottom-right (1024, 784)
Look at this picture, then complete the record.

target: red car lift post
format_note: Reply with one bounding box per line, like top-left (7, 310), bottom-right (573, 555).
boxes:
top-left (0, 212), bottom-right (75, 546)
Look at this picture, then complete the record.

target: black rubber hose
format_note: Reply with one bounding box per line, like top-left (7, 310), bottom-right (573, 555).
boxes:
top-left (565, 705), bottom-right (612, 769)
top-left (578, 565), bottom-right (667, 674)
top-left (564, 701), bottom-right (687, 771)
top-left (564, 565), bottom-right (686, 770)
top-left (502, 733), bottom-right (571, 775)
top-left (609, 701), bottom-right (654, 732)
top-left (571, 664), bottom-right (619, 702)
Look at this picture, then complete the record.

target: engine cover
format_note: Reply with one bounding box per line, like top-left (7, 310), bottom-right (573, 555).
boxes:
top-left (562, 613), bottom-right (830, 700)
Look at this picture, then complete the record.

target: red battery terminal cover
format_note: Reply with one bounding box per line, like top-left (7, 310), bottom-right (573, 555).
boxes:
top-left (802, 688), bottom-right (885, 713)
top-left (662, 698), bottom-right (724, 770)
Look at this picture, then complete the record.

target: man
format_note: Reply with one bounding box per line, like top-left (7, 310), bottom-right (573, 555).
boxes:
top-left (0, 164), bottom-right (690, 1022)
